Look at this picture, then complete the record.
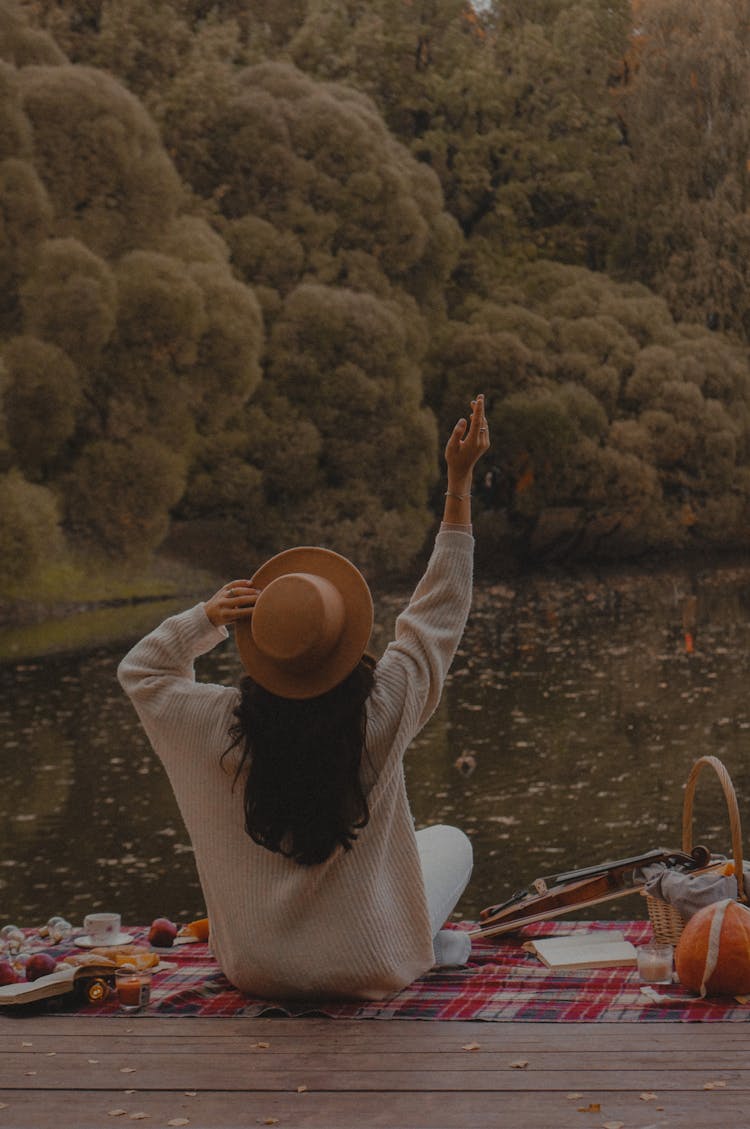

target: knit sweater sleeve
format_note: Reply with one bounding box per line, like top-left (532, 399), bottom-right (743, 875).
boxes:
top-left (117, 604), bottom-right (237, 763)
top-left (366, 528), bottom-right (474, 766)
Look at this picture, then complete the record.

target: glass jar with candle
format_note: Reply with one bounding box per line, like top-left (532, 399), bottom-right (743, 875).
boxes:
top-left (637, 942), bottom-right (674, 985)
top-left (115, 965), bottom-right (152, 1010)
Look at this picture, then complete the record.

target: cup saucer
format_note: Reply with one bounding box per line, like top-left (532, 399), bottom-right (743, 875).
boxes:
top-left (73, 932), bottom-right (133, 949)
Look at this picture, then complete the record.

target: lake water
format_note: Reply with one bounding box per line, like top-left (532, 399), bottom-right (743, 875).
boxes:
top-left (3, 561), bottom-right (750, 930)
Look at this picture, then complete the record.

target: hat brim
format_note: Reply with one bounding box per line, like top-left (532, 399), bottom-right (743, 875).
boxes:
top-left (234, 546), bottom-right (374, 700)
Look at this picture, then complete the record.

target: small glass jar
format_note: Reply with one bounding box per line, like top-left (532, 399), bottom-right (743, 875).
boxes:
top-left (637, 942), bottom-right (674, 985)
top-left (115, 967), bottom-right (152, 1011)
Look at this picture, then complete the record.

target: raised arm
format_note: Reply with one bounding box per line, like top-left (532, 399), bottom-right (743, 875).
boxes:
top-left (116, 598), bottom-right (247, 761)
top-left (368, 395), bottom-right (491, 747)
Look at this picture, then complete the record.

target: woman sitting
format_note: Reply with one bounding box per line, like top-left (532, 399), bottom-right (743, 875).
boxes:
top-left (118, 395), bottom-right (490, 1000)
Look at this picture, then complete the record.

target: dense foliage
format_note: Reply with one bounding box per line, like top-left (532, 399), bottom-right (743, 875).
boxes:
top-left (3, 0), bottom-right (750, 585)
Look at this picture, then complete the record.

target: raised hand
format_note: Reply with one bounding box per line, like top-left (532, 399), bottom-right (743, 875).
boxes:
top-left (204, 580), bottom-right (258, 627)
top-left (444, 394), bottom-right (490, 490)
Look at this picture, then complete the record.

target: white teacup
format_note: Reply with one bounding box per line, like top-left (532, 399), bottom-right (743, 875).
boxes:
top-left (83, 912), bottom-right (121, 945)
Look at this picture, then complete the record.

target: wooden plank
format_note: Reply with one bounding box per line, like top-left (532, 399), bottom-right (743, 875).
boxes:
top-left (3, 1015), bottom-right (749, 1045)
top-left (0, 1043), bottom-right (746, 1071)
top-left (0, 1054), bottom-right (744, 1091)
top-left (2, 1025), bottom-right (749, 1060)
top-left (0, 1088), bottom-right (746, 1129)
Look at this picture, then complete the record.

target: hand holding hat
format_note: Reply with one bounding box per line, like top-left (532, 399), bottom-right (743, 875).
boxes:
top-left (204, 580), bottom-right (259, 628)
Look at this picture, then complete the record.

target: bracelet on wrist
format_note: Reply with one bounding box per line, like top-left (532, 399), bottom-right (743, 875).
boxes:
top-left (445, 490), bottom-right (472, 500)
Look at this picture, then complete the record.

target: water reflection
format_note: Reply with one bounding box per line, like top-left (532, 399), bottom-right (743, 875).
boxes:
top-left (2, 564), bottom-right (750, 927)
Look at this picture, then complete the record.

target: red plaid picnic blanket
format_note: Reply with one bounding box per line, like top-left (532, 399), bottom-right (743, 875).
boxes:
top-left (16, 921), bottom-right (750, 1021)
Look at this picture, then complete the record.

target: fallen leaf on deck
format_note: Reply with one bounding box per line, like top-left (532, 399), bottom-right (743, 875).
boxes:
top-left (120, 1067), bottom-right (137, 1073)
top-left (184, 1092), bottom-right (197, 1097)
top-left (128, 1116), bottom-right (148, 1122)
top-left (252, 1041), bottom-right (270, 1049)
top-left (566, 1093), bottom-right (583, 1100)
top-left (462, 1042), bottom-right (481, 1051)
top-left (602, 1122), bottom-right (624, 1129)
top-left (0, 1104), bottom-right (8, 1110)
top-left (167, 1120), bottom-right (190, 1127)
top-left (703, 1081), bottom-right (727, 1090)
top-left (21, 1041), bottom-right (32, 1047)
top-left (45, 1052), bottom-right (56, 1057)
top-left (107, 1111), bottom-right (127, 1118)
top-left (640, 1092), bottom-right (658, 1101)
top-left (88, 1059), bottom-right (100, 1064)
top-left (296, 1085), bottom-right (308, 1093)
top-left (24, 1071), bottom-right (37, 1076)
top-left (577, 1103), bottom-right (601, 1112)
top-left (261, 1120), bottom-right (279, 1126)
top-left (510, 1060), bottom-right (529, 1069)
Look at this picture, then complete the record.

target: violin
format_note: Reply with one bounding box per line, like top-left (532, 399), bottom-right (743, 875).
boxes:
top-left (471, 845), bottom-right (712, 939)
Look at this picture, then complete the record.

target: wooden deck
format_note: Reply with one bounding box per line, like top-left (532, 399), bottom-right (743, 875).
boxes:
top-left (1, 1015), bottom-right (747, 1128)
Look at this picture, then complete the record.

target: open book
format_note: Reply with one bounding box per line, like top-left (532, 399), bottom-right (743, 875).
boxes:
top-left (0, 962), bottom-right (115, 1007)
top-left (523, 930), bottom-right (637, 970)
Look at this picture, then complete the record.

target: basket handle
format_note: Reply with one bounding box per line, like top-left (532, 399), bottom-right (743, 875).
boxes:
top-left (682, 755), bottom-right (746, 903)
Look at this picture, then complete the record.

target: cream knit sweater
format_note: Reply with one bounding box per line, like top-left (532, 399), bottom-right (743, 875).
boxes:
top-left (118, 528), bottom-right (474, 1001)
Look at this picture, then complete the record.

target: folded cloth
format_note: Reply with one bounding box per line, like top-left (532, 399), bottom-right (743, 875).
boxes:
top-left (641, 859), bottom-right (750, 920)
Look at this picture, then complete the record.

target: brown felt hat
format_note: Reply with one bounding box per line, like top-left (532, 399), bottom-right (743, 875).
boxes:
top-left (234, 546), bottom-right (374, 700)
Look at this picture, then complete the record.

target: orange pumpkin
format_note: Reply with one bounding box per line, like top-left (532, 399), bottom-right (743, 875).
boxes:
top-left (675, 898), bottom-right (750, 997)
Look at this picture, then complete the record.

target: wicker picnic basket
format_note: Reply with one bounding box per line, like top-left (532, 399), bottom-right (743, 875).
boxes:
top-left (646, 755), bottom-right (746, 945)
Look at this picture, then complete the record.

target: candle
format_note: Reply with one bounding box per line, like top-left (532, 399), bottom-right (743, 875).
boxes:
top-left (115, 967), bottom-right (152, 1010)
top-left (637, 942), bottom-right (674, 985)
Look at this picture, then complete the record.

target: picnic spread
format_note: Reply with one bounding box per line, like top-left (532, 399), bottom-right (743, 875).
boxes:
top-left (3, 755), bottom-right (749, 1022)
top-left (1, 919), bottom-right (750, 1022)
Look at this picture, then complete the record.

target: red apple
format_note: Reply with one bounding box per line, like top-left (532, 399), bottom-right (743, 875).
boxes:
top-left (148, 917), bottom-right (177, 947)
top-left (26, 953), bottom-right (57, 981)
top-left (0, 960), bottom-right (18, 986)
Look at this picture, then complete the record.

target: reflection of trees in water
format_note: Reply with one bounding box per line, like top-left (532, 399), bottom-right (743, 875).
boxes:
top-left (0, 651), bottom-right (207, 925)
top-left (3, 565), bottom-right (750, 922)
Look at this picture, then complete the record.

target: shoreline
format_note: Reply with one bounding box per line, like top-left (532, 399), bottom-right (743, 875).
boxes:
top-left (3, 548), bottom-right (750, 664)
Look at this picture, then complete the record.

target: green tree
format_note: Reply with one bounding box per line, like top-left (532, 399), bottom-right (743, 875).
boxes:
top-left (14, 0), bottom-right (750, 579)
top-left (613, 0), bottom-right (750, 338)
top-left (160, 59), bottom-right (457, 571)
top-left (20, 237), bottom-right (117, 363)
top-left (274, 0), bottom-right (632, 274)
top-left (0, 468), bottom-right (63, 582)
top-left (17, 63), bottom-right (183, 258)
top-left (5, 5), bottom-right (460, 576)
top-left (64, 436), bottom-right (187, 558)
top-left (0, 7), bottom-right (265, 572)
top-left (1, 336), bottom-right (81, 479)
top-left (434, 261), bottom-right (750, 562)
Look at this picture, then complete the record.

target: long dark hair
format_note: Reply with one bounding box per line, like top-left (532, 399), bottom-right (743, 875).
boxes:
top-left (222, 656), bottom-right (376, 866)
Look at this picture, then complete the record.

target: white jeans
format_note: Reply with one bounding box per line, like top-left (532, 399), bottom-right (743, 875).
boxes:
top-left (415, 824), bottom-right (473, 938)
